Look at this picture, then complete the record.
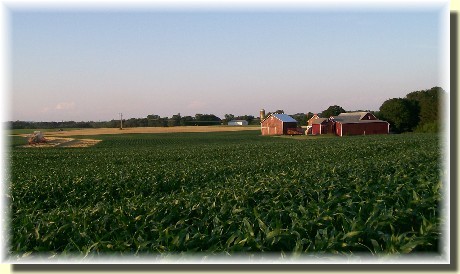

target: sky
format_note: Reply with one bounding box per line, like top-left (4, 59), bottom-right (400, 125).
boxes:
top-left (6, 2), bottom-right (448, 122)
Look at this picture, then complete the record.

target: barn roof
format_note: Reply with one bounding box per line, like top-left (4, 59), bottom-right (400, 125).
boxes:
top-left (332, 115), bottom-right (362, 123)
top-left (332, 112), bottom-right (388, 124)
top-left (341, 120), bottom-right (389, 124)
top-left (312, 118), bottom-right (328, 124)
top-left (272, 113), bottom-right (298, 123)
top-left (337, 112), bottom-right (369, 120)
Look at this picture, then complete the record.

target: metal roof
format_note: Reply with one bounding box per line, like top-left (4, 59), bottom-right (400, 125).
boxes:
top-left (332, 115), bottom-right (362, 123)
top-left (332, 112), bottom-right (388, 124)
top-left (332, 112), bottom-right (370, 123)
top-left (337, 112), bottom-right (369, 120)
top-left (272, 113), bottom-right (298, 123)
top-left (312, 118), bottom-right (328, 124)
top-left (340, 120), bottom-right (389, 124)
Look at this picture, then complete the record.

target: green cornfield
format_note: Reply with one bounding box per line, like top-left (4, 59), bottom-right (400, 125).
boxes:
top-left (7, 131), bottom-right (444, 259)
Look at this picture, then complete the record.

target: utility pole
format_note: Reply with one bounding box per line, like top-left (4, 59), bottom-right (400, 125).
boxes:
top-left (119, 113), bottom-right (123, 130)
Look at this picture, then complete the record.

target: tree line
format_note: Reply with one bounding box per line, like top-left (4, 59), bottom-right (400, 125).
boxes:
top-left (8, 86), bottom-right (444, 133)
top-left (379, 86), bottom-right (444, 133)
top-left (313, 86), bottom-right (444, 133)
top-left (8, 113), bottom-right (261, 129)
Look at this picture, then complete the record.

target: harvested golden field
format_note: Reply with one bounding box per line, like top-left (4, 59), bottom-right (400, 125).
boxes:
top-left (19, 135), bottom-right (101, 148)
top-left (44, 126), bottom-right (260, 137)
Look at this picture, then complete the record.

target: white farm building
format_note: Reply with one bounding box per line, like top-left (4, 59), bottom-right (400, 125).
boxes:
top-left (228, 120), bottom-right (248, 126)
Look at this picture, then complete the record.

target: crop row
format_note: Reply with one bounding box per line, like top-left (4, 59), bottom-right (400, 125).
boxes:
top-left (7, 131), bottom-right (443, 258)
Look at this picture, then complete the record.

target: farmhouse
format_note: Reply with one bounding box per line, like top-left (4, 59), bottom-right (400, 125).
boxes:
top-left (309, 112), bottom-right (389, 136)
top-left (228, 120), bottom-right (248, 126)
top-left (260, 113), bottom-right (299, 136)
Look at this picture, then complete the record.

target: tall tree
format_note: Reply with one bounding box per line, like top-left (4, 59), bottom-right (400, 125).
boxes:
top-left (321, 105), bottom-right (346, 118)
top-left (291, 113), bottom-right (307, 125)
top-left (224, 114), bottom-right (235, 125)
top-left (379, 98), bottom-right (419, 133)
top-left (405, 86), bottom-right (444, 132)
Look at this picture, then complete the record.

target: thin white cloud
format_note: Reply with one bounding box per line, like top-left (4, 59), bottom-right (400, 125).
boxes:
top-left (55, 102), bottom-right (75, 110)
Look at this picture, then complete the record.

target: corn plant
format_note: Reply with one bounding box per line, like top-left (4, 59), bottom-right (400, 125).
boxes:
top-left (7, 131), bottom-right (443, 258)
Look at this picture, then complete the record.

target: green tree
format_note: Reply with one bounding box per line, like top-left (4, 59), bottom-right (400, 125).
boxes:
top-left (224, 114), bottom-right (235, 125)
top-left (168, 113), bottom-right (181, 127)
top-left (406, 86), bottom-right (444, 132)
top-left (291, 113), bottom-right (307, 125)
top-left (193, 114), bottom-right (221, 126)
top-left (379, 98), bottom-right (419, 133)
top-left (321, 105), bottom-right (346, 118)
top-left (180, 116), bottom-right (194, 126)
top-left (234, 115), bottom-right (255, 123)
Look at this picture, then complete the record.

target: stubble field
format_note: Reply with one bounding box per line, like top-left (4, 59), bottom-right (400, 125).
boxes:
top-left (39, 125), bottom-right (261, 137)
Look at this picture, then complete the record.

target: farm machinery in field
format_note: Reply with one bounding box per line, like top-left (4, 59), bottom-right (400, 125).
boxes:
top-left (28, 131), bottom-right (47, 145)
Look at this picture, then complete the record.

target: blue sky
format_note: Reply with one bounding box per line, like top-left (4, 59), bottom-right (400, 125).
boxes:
top-left (9, 6), bottom-right (446, 121)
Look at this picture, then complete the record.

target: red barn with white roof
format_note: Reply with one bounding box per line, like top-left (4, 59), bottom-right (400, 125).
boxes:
top-left (330, 112), bottom-right (389, 136)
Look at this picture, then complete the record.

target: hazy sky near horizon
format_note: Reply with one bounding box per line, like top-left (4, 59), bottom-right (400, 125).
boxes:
top-left (10, 6), bottom-right (445, 121)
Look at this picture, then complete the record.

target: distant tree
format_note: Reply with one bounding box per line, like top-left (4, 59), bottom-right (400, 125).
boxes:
top-left (148, 114), bottom-right (170, 127)
top-left (372, 111), bottom-right (382, 120)
top-left (195, 113), bottom-right (203, 121)
top-left (168, 113), bottom-right (181, 127)
top-left (223, 114), bottom-right (235, 125)
top-left (379, 98), bottom-right (419, 133)
top-left (167, 119), bottom-right (176, 127)
top-left (180, 116), bottom-right (194, 126)
top-left (250, 118), bottom-right (261, 125)
top-left (107, 119), bottom-right (119, 128)
top-left (138, 118), bottom-right (148, 127)
top-left (291, 113), bottom-right (307, 125)
top-left (147, 114), bottom-right (160, 120)
top-left (193, 114), bottom-right (221, 126)
top-left (147, 114), bottom-right (164, 127)
top-left (321, 105), bottom-right (346, 118)
top-left (406, 86), bottom-right (444, 132)
top-left (234, 115), bottom-right (255, 124)
top-left (124, 118), bottom-right (138, 128)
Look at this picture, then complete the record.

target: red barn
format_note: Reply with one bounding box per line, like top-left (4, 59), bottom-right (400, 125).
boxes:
top-left (261, 113), bottom-right (298, 135)
top-left (307, 114), bottom-right (321, 126)
top-left (311, 118), bottom-right (328, 135)
top-left (331, 112), bottom-right (389, 136)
